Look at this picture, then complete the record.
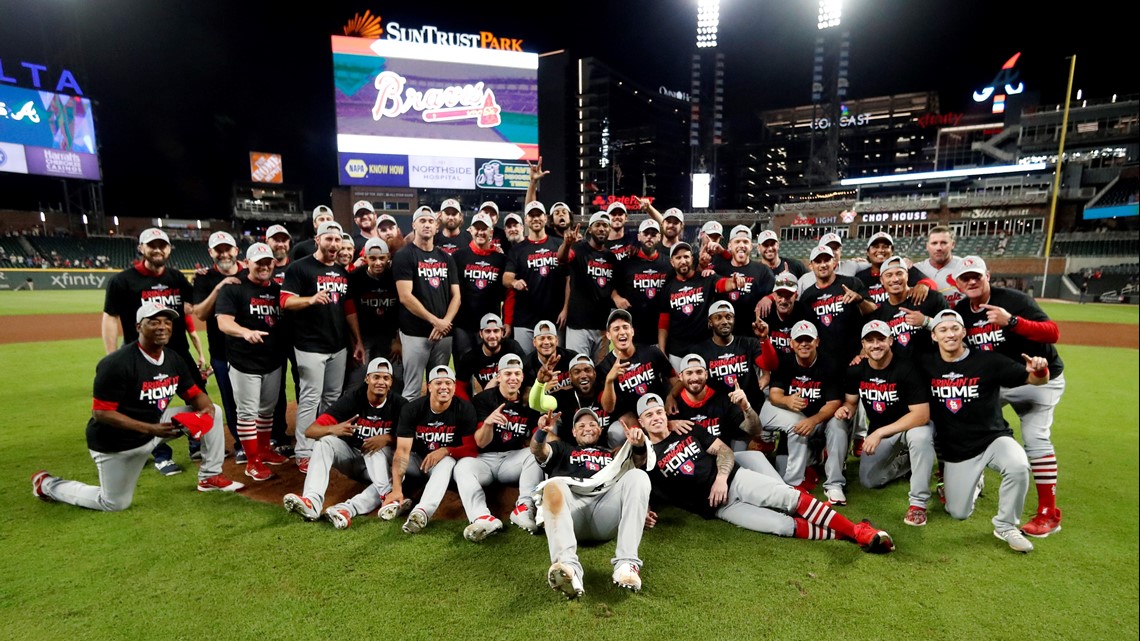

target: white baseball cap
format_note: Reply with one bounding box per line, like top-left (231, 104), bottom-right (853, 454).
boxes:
top-left (636, 393), bottom-right (665, 417)
top-left (701, 221), bottom-right (723, 237)
top-left (135, 301), bottom-right (179, 324)
top-left (316, 221), bottom-right (343, 237)
top-left (670, 241), bottom-right (693, 258)
top-left (340, 234), bottom-right (355, 249)
top-left (757, 230), bottom-right (778, 244)
top-left (567, 354), bottom-right (594, 369)
top-left (820, 232), bottom-right (843, 247)
top-left (427, 365), bottom-right (456, 382)
top-left (497, 353), bottom-right (525, 372)
top-left (606, 308), bottom-right (633, 327)
top-left (364, 237), bottom-right (390, 254)
top-left (312, 205), bottom-right (334, 221)
top-left (930, 309), bottom-right (965, 330)
top-left (866, 231), bottom-right (893, 248)
top-left (208, 231), bottom-right (237, 249)
top-left (662, 208), bottom-right (684, 222)
top-left (265, 224), bottom-right (291, 239)
top-left (367, 357), bottom-right (394, 376)
top-left (809, 245), bottom-right (835, 261)
top-left (479, 201), bottom-right (499, 214)
top-left (550, 201), bottom-right (571, 213)
top-left (534, 320), bottom-right (558, 337)
top-left (774, 274), bottom-right (799, 294)
top-left (412, 206), bottom-right (435, 222)
top-left (139, 228), bottom-right (170, 245)
top-left (245, 242), bottom-right (273, 263)
top-left (728, 224), bottom-right (752, 241)
top-left (588, 212), bottom-right (611, 226)
top-left (639, 219), bottom-right (661, 233)
top-left (525, 201), bottom-right (546, 216)
top-left (708, 300), bottom-right (735, 317)
top-left (353, 200), bottom-right (375, 215)
top-left (480, 313), bottom-right (503, 330)
top-left (791, 320), bottom-right (819, 340)
top-left (680, 353), bottom-right (707, 373)
top-left (471, 212), bottom-right (494, 228)
top-left (956, 256), bottom-right (988, 279)
top-left (440, 198), bottom-right (461, 212)
top-left (377, 214), bottom-right (398, 227)
top-left (504, 213), bottom-right (523, 225)
top-left (573, 407), bottom-right (602, 425)
top-left (606, 201), bottom-right (627, 215)
top-left (861, 320), bottom-right (893, 339)
top-left (880, 256), bottom-right (908, 274)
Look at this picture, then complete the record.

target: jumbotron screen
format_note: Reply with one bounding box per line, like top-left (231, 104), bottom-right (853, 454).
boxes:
top-left (332, 35), bottom-right (538, 189)
top-left (0, 85), bottom-right (101, 180)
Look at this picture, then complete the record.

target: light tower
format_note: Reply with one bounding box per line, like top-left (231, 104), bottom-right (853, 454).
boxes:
top-left (807, 0), bottom-right (849, 187)
top-left (690, 0), bottom-right (725, 210)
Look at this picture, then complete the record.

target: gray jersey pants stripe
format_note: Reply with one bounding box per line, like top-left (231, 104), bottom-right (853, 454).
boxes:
top-left (943, 435), bottom-right (1030, 532)
top-left (293, 348), bottom-right (346, 458)
top-left (859, 423), bottom-right (936, 508)
top-left (229, 366), bottom-right (282, 425)
top-left (454, 449), bottom-right (544, 522)
top-left (399, 331), bottom-right (453, 401)
top-left (302, 436), bottom-right (392, 518)
top-left (715, 468), bottom-right (800, 537)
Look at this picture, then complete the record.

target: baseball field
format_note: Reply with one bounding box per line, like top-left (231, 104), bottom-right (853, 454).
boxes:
top-left (1, 290), bottom-right (1136, 641)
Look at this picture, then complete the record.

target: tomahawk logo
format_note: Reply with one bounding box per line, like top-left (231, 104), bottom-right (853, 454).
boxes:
top-left (974, 52), bottom-right (1025, 114)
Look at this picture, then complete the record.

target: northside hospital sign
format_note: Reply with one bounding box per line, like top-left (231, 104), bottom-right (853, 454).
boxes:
top-left (333, 21), bottom-right (539, 190)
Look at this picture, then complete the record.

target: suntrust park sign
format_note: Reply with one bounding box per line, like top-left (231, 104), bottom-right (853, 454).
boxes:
top-left (384, 22), bottom-right (524, 51)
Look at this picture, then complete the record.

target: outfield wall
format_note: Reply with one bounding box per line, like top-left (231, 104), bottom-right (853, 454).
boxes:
top-left (0, 268), bottom-right (192, 290)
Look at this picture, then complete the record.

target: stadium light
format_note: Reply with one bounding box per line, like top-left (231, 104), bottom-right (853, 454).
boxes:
top-left (40, 211), bottom-right (46, 236)
top-left (697, 0), bottom-right (720, 48)
top-left (818, 0), bottom-right (842, 30)
top-left (840, 162), bottom-right (1049, 186)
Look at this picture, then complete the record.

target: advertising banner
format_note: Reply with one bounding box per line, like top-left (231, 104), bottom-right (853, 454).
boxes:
top-left (249, 152), bottom-right (284, 183)
top-left (0, 269), bottom-right (116, 290)
top-left (408, 155), bottom-right (474, 190)
top-left (0, 85), bottom-right (100, 180)
top-left (338, 152), bottom-right (410, 187)
top-left (475, 159), bottom-right (529, 190)
top-left (24, 146), bottom-right (101, 180)
top-left (0, 141), bottom-right (29, 174)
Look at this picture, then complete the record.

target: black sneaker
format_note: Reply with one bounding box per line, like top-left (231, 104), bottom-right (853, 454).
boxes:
top-left (234, 448), bottom-right (247, 464)
top-left (154, 459), bottom-right (183, 476)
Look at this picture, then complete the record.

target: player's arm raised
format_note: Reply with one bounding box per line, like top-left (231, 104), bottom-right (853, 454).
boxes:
top-left (530, 410), bottom-right (558, 464)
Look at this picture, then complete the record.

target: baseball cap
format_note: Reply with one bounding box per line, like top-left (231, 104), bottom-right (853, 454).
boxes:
top-left (639, 219), bottom-right (661, 233)
top-left (956, 256), bottom-right (988, 279)
top-left (427, 365), bottom-right (456, 382)
top-left (245, 242), bottom-right (273, 263)
top-left (701, 221), bottom-right (723, 237)
top-left (790, 320), bottom-right (818, 340)
top-left (479, 201), bottom-right (499, 215)
top-left (880, 256), bottom-right (908, 273)
top-left (550, 201), bottom-right (571, 213)
top-left (136, 301), bottom-right (179, 324)
top-left (316, 221), bottom-right (343, 237)
top-left (208, 231), bottom-right (237, 249)
top-left (364, 237), bottom-right (390, 255)
top-left (866, 231), bottom-right (893, 248)
top-left (757, 230), bottom-right (778, 244)
top-left (312, 205), bottom-right (334, 221)
top-left (471, 212), bottom-right (493, 228)
top-left (662, 208), bottom-right (684, 222)
top-left (606, 201), bottom-right (627, 215)
top-left (534, 320), bottom-right (558, 337)
top-left (265, 224), bottom-right (291, 239)
top-left (340, 234), bottom-right (355, 249)
top-left (679, 353), bottom-right (707, 373)
top-left (606, 308), bottom-right (633, 327)
top-left (930, 309), bottom-right (964, 330)
top-left (809, 245), bottom-right (835, 261)
top-left (377, 214), bottom-right (398, 227)
top-left (412, 206), bottom-right (435, 222)
top-left (139, 228), bottom-right (170, 245)
top-left (773, 274), bottom-right (799, 294)
top-left (567, 354), bottom-right (594, 370)
top-left (861, 320), bottom-right (893, 339)
top-left (504, 213), bottom-right (523, 225)
top-left (367, 357), bottom-right (394, 376)
top-left (573, 407), bottom-right (602, 426)
top-left (636, 393), bottom-right (665, 417)
top-left (525, 201), bottom-right (546, 216)
top-left (588, 211), bottom-right (610, 226)
top-left (670, 241), bottom-right (693, 258)
top-left (497, 353), bottom-right (525, 372)
top-left (820, 232), bottom-right (843, 247)
top-left (440, 198), bottom-right (461, 212)
top-left (728, 224), bottom-right (752, 241)
top-left (353, 200), bottom-right (375, 216)
top-left (708, 300), bottom-right (735, 317)
top-left (480, 313), bottom-right (503, 330)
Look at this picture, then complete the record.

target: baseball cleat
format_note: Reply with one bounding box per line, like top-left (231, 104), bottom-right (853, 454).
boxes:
top-left (261, 449), bottom-right (289, 466)
top-left (244, 461), bottom-right (275, 482)
top-left (904, 505), bottom-right (928, 527)
top-left (854, 520), bottom-right (895, 553)
top-left (283, 493), bottom-right (320, 520)
top-left (611, 562), bottom-right (642, 592)
top-left (197, 474), bottom-right (244, 493)
top-left (548, 563), bottom-right (584, 600)
top-left (510, 502), bottom-right (539, 533)
top-left (155, 459), bottom-right (183, 476)
top-left (296, 457), bottom-right (310, 474)
top-left (994, 528), bottom-right (1034, 553)
top-left (377, 498), bottom-right (413, 521)
top-left (234, 448), bottom-right (248, 464)
top-left (32, 470), bottom-right (55, 502)
top-left (402, 507), bottom-right (429, 534)
top-left (824, 487), bottom-right (847, 506)
top-left (463, 515), bottom-right (504, 542)
top-left (325, 507), bottom-right (352, 530)
top-left (1021, 508), bottom-right (1062, 538)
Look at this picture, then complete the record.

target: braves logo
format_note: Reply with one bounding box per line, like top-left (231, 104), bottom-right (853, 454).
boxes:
top-left (872, 400), bottom-right (886, 414)
top-left (946, 398), bottom-right (963, 413)
top-left (680, 460), bottom-right (695, 476)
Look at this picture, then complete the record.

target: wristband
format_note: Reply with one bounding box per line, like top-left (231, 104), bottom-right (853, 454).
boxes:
top-left (534, 429), bottom-right (550, 443)
top-left (1008, 315), bottom-right (1020, 328)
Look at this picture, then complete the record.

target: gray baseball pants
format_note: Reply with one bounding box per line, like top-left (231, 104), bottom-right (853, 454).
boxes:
top-left (294, 348), bottom-right (346, 460)
top-left (454, 449), bottom-right (544, 522)
top-left (943, 436), bottom-right (1030, 532)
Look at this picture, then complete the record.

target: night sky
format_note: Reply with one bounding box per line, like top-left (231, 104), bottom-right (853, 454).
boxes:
top-left (1, 0), bottom-right (1133, 219)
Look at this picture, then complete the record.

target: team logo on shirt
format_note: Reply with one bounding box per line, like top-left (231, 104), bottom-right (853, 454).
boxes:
top-left (141, 284), bottom-right (182, 309)
top-left (670, 286), bottom-right (703, 316)
top-left (317, 272), bottom-right (348, 303)
top-left (820, 314), bottom-right (833, 327)
top-left (140, 374), bottom-right (179, 411)
top-left (811, 295), bottom-right (845, 325)
top-left (633, 271), bottom-right (666, 299)
top-left (417, 259), bottom-right (449, 289)
top-left (945, 398), bottom-right (963, 413)
top-left (416, 420), bottom-right (456, 450)
top-left (680, 460), bottom-right (696, 475)
top-left (966, 320), bottom-right (1004, 351)
top-left (790, 375), bottom-right (823, 402)
top-left (465, 262), bottom-right (500, 291)
top-left (930, 372), bottom-right (980, 413)
top-left (658, 436), bottom-right (702, 477)
top-left (571, 449), bottom-right (612, 471)
top-left (617, 361), bottom-right (656, 397)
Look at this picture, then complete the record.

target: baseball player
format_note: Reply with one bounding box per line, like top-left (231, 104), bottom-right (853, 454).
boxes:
top-left (603, 202), bottom-right (639, 261)
top-left (432, 198), bottom-right (469, 255)
top-left (266, 224), bottom-right (299, 455)
top-left (393, 206), bottom-right (461, 401)
top-left (503, 201), bottom-right (565, 351)
top-left (350, 200), bottom-right (379, 258)
top-left (530, 406), bottom-right (652, 598)
top-left (33, 303), bottom-right (242, 510)
top-left (345, 238), bottom-right (401, 388)
top-left (711, 225), bottom-right (775, 335)
top-left (636, 198), bottom-right (686, 252)
top-left (521, 320), bottom-right (579, 396)
top-left (611, 219), bottom-right (672, 347)
top-left (523, 157), bottom-right (574, 241)
top-left (503, 213), bottom-right (526, 246)
top-left (869, 256), bottom-right (948, 359)
top-left (914, 225), bottom-right (967, 308)
top-left (530, 353), bottom-right (614, 443)
top-left (282, 357), bottom-right (406, 529)
top-left (476, 200), bottom-right (512, 252)
top-left (796, 232), bottom-right (861, 293)
top-left (451, 212), bottom-right (508, 359)
top-left (281, 220), bottom-right (351, 471)
top-left (455, 313), bottom-right (524, 400)
top-left (214, 243), bottom-right (289, 481)
top-left (671, 353), bottom-right (761, 448)
top-left (375, 213), bottom-right (405, 255)
top-left (595, 309), bottom-right (680, 442)
top-left (659, 242), bottom-right (744, 368)
top-left (454, 353), bottom-right (545, 540)
top-left (289, 205), bottom-right (336, 261)
top-left (639, 390), bottom-right (893, 550)
top-left (799, 245), bottom-right (877, 364)
top-left (559, 213), bottom-right (618, 361)
top-left (854, 232), bottom-right (933, 305)
top-left (191, 231), bottom-right (243, 457)
top-left (952, 256), bottom-right (1066, 537)
top-left (835, 320), bottom-right (935, 526)
top-left (756, 229), bottom-right (808, 279)
top-left (919, 310), bottom-right (1049, 552)
top-left (101, 227), bottom-right (204, 476)
top-left (759, 273), bottom-right (812, 357)
top-left (382, 366), bottom-right (478, 534)
top-left (693, 301), bottom-right (767, 420)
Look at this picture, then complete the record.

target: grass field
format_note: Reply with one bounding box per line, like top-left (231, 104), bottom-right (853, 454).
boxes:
top-left (0, 293), bottom-right (1136, 641)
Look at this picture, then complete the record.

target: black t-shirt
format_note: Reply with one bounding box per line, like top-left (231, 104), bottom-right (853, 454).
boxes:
top-left (391, 244), bottom-right (459, 338)
top-left (395, 396), bottom-right (477, 457)
top-left (542, 440), bottom-right (614, 480)
top-left (321, 385), bottom-right (406, 451)
top-left (281, 255), bottom-right (350, 353)
top-left (767, 256), bottom-right (808, 279)
top-left (855, 264), bottom-right (929, 305)
top-left (606, 229), bottom-right (640, 262)
top-left (193, 266), bottom-right (243, 361)
top-left (760, 302), bottom-right (812, 356)
top-left (613, 250), bottom-right (672, 344)
top-left (434, 230), bottom-right (470, 256)
top-left (769, 353), bottom-right (843, 417)
top-left (566, 241), bottom-right (618, 330)
top-left (843, 357), bottom-right (928, 431)
top-left (103, 263), bottom-right (193, 354)
top-left (472, 387), bottom-right (541, 453)
top-left (649, 425), bottom-right (737, 519)
top-left (799, 275), bottom-right (869, 362)
top-left (870, 291), bottom-right (948, 359)
top-left (452, 244), bottom-right (507, 332)
top-left (215, 276), bottom-right (284, 375)
top-left (346, 267), bottom-right (399, 347)
top-left (693, 336), bottom-right (765, 408)
top-left (289, 238), bottom-right (316, 262)
top-left (712, 258), bottom-right (775, 335)
top-left (550, 385), bottom-right (613, 442)
top-left (455, 340), bottom-right (525, 397)
top-left (661, 274), bottom-right (724, 355)
top-left (87, 343), bottom-right (201, 453)
top-left (523, 347), bottom-right (579, 395)
top-left (676, 389), bottom-right (749, 444)
top-left (504, 236), bottom-right (566, 328)
top-left (954, 287), bottom-right (1064, 377)
top-left (595, 345), bottom-right (676, 418)
top-left (271, 259), bottom-right (290, 286)
top-left (919, 349), bottom-right (1029, 462)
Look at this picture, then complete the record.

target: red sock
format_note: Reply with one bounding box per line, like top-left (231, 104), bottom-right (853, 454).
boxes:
top-left (257, 425), bottom-right (273, 458)
top-left (1029, 455), bottom-right (1058, 512)
top-left (796, 494), bottom-right (857, 540)
top-left (793, 517), bottom-right (838, 540)
top-left (237, 420), bottom-right (258, 464)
